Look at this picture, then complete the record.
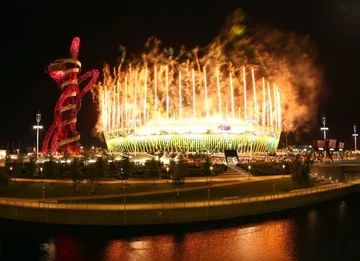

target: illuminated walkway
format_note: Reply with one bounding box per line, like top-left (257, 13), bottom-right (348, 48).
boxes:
top-left (0, 181), bottom-right (359, 211)
top-left (4, 175), bottom-right (286, 202)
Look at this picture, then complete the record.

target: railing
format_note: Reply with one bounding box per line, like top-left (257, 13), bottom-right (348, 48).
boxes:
top-left (9, 175), bottom-right (263, 184)
top-left (1, 181), bottom-right (359, 211)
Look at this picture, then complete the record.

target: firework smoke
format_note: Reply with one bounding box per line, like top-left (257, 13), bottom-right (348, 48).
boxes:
top-left (91, 8), bottom-right (322, 135)
top-left (218, 8), bottom-right (322, 131)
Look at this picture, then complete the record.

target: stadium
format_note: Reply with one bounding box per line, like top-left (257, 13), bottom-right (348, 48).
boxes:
top-left (98, 63), bottom-right (282, 155)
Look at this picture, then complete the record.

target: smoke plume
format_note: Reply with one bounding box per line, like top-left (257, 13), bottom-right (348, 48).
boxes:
top-left (92, 8), bottom-right (323, 135)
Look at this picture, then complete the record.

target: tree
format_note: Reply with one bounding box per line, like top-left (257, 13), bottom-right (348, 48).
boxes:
top-left (302, 153), bottom-right (311, 185)
top-left (202, 156), bottom-right (212, 182)
top-left (17, 153), bottom-right (26, 167)
top-left (0, 169), bottom-right (9, 188)
top-left (24, 157), bottom-right (37, 178)
top-left (291, 156), bottom-right (302, 186)
top-left (147, 159), bottom-right (160, 185)
top-left (290, 154), bottom-right (311, 187)
top-left (121, 157), bottom-right (132, 181)
top-left (9, 163), bottom-right (21, 179)
top-left (87, 157), bottom-right (108, 194)
top-left (95, 157), bottom-right (108, 178)
top-left (87, 165), bottom-right (98, 194)
top-left (43, 159), bottom-right (60, 179)
top-left (173, 159), bottom-right (188, 197)
top-left (107, 155), bottom-right (117, 177)
top-left (68, 158), bottom-right (82, 192)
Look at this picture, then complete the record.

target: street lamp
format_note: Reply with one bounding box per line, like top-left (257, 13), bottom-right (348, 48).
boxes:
top-left (40, 167), bottom-right (43, 179)
top-left (320, 115), bottom-right (329, 159)
top-left (33, 112), bottom-right (43, 159)
top-left (282, 164), bottom-right (285, 178)
top-left (320, 115), bottom-right (328, 140)
top-left (123, 186), bottom-right (126, 205)
top-left (272, 180), bottom-right (276, 193)
top-left (208, 166), bottom-right (214, 199)
top-left (248, 165), bottom-right (251, 180)
top-left (353, 125), bottom-right (358, 152)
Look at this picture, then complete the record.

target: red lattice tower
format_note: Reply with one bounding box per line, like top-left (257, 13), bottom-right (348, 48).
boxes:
top-left (42, 37), bottom-right (99, 155)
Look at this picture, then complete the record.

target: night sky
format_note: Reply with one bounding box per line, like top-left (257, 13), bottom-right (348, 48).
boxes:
top-left (2, 0), bottom-right (360, 151)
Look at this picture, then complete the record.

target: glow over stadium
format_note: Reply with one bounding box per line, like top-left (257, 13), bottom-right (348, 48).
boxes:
top-left (96, 61), bottom-right (282, 154)
top-left (93, 9), bottom-right (322, 155)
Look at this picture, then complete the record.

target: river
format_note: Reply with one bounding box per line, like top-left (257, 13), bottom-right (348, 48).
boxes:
top-left (1, 193), bottom-right (360, 261)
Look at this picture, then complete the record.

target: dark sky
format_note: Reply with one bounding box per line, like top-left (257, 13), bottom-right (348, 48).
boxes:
top-left (2, 0), bottom-right (360, 150)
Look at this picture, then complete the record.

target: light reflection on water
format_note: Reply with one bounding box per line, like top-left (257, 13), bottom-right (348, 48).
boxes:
top-left (338, 200), bottom-right (346, 221)
top-left (1, 195), bottom-right (360, 261)
top-left (38, 220), bottom-right (297, 261)
top-left (40, 239), bottom-right (56, 261)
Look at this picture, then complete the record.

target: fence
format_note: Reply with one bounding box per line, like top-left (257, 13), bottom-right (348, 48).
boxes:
top-left (1, 180), bottom-right (359, 211)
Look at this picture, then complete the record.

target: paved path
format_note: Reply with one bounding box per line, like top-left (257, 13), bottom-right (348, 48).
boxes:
top-left (51, 175), bottom-right (285, 202)
top-left (2, 175), bottom-right (287, 202)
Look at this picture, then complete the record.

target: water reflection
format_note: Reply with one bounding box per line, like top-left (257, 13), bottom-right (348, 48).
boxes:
top-left (100, 220), bottom-right (296, 261)
top-left (1, 195), bottom-right (360, 261)
top-left (40, 239), bottom-right (56, 261)
top-left (104, 240), bottom-right (124, 261)
top-left (54, 235), bottom-right (80, 261)
top-left (338, 200), bottom-right (346, 221)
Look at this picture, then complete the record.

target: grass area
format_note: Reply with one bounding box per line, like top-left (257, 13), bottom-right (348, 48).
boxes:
top-left (0, 181), bottom-right (228, 199)
top-left (66, 179), bottom-right (306, 204)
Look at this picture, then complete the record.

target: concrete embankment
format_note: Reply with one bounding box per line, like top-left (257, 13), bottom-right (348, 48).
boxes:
top-left (311, 164), bottom-right (360, 182)
top-left (1, 181), bottom-right (360, 226)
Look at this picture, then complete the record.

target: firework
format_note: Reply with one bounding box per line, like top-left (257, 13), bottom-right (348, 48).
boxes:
top-left (94, 9), bottom-right (321, 154)
top-left (97, 62), bottom-right (281, 154)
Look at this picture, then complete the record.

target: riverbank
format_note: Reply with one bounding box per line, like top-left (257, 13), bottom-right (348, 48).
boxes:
top-left (1, 180), bottom-right (360, 226)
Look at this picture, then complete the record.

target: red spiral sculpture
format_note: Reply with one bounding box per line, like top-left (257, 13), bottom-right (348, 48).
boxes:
top-left (42, 37), bottom-right (99, 155)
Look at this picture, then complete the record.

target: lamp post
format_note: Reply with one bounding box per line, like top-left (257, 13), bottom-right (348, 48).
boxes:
top-left (123, 186), bottom-right (126, 205)
top-left (248, 165), bottom-right (251, 180)
top-left (272, 180), bottom-right (276, 193)
top-left (320, 115), bottom-right (328, 159)
top-left (320, 115), bottom-right (329, 140)
top-left (40, 167), bottom-right (43, 179)
top-left (176, 180), bottom-right (180, 198)
top-left (123, 185), bottom-right (127, 224)
top-left (208, 166), bottom-right (213, 199)
top-left (353, 125), bottom-right (358, 152)
top-left (282, 164), bottom-right (285, 178)
top-left (33, 112), bottom-right (43, 159)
